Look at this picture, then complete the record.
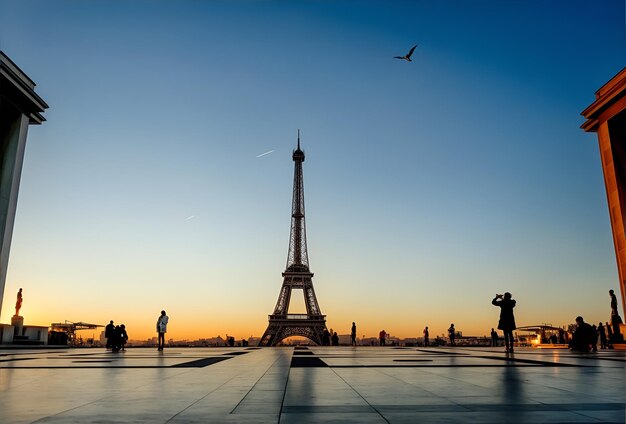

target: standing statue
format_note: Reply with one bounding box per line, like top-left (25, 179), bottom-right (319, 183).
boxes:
top-left (609, 289), bottom-right (623, 342)
top-left (15, 288), bottom-right (22, 316)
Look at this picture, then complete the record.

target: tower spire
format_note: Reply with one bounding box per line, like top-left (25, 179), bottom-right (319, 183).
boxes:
top-left (288, 131), bottom-right (307, 270)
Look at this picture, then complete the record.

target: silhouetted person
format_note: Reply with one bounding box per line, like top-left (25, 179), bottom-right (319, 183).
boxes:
top-left (120, 324), bottom-right (128, 351)
top-left (379, 329), bottom-right (386, 346)
top-left (351, 322), bottom-right (357, 346)
top-left (448, 324), bottom-right (456, 346)
top-left (111, 325), bottom-right (122, 352)
top-left (598, 322), bottom-right (607, 349)
top-left (331, 332), bottom-right (339, 346)
top-left (558, 328), bottom-right (565, 344)
top-left (105, 320), bottom-right (114, 349)
top-left (15, 288), bottom-right (22, 316)
top-left (322, 329), bottom-right (330, 346)
top-left (591, 325), bottom-right (598, 351)
top-left (491, 328), bottom-right (498, 347)
top-left (606, 321), bottom-right (614, 349)
top-left (423, 326), bottom-right (429, 347)
top-left (570, 316), bottom-right (594, 352)
top-left (492, 293), bottom-right (516, 353)
top-left (157, 310), bottom-right (169, 351)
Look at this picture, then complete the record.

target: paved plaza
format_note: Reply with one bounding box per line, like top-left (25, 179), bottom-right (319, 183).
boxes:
top-left (0, 346), bottom-right (624, 423)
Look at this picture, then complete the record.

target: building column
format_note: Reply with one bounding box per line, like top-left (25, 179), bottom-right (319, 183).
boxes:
top-left (0, 112), bottom-right (30, 316)
top-left (596, 120), bottom-right (626, 314)
top-left (0, 52), bottom-right (48, 318)
top-left (581, 67), bottom-right (626, 316)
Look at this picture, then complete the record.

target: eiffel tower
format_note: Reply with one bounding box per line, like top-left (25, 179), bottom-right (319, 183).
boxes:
top-left (259, 132), bottom-right (327, 346)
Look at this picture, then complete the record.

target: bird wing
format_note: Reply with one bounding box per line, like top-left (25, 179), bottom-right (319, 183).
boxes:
top-left (407, 45), bottom-right (417, 58)
top-left (394, 56), bottom-right (404, 59)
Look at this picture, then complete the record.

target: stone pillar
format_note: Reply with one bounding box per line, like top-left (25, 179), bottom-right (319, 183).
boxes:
top-left (11, 315), bottom-right (23, 337)
top-left (582, 67), bottom-right (626, 317)
top-left (0, 52), bottom-right (48, 317)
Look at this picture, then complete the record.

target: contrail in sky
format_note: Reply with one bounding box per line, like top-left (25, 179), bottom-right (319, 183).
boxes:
top-left (185, 215), bottom-right (195, 221)
top-left (256, 150), bottom-right (275, 158)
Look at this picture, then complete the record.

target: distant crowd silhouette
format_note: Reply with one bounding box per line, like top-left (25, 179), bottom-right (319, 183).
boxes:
top-left (104, 320), bottom-right (128, 352)
top-left (321, 328), bottom-right (339, 346)
top-left (566, 290), bottom-right (624, 352)
top-left (312, 289), bottom-right (622, 353)
top-left (102, 289), bottom-right (623, 353)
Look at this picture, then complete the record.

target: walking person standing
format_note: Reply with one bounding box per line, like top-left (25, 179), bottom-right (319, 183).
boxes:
top-left (598, 322), bottom-right (607, 349)
top-left (492, 293), bottom-right (517, 353)
top-left (105, 320), bottom-right (114, 349)
top-left (491, 328), bottom-right (498, 347)
top-left (120, 324), bottom-right (128, 351)
top-left (350, 322), bottom-right (357, 346)
top-left (448, 324), bottom-right (456, 346)
top-left (423, 326), bottom-right (429, 347)
top-left (156, 310), bottom-right (169, 351)
top-left (606, 321), bottom-right (614, 348)
top-left (591, 325), bottom-right (599, 352)
top-left (322, 328), bottom-right (330, 346)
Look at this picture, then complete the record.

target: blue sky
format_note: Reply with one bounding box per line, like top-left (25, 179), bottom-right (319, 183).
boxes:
top-left (0, 0), bottom-right (624, 339)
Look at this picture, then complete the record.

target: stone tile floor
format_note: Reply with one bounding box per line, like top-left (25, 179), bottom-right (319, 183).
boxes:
top-left (0, 346), bottom-right (623, 423)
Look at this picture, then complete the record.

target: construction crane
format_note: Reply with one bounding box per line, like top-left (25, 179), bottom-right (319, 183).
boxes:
top-left (50, 321), bottom-right (103, 346)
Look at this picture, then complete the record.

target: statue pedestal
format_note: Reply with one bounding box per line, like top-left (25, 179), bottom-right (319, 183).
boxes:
top-left (11, 315), bottom-right (23, 337)
top-left (0, 317), bottom-right (47, 345)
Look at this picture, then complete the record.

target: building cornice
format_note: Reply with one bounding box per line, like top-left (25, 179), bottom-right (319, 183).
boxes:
top-left (581, 67), bottom-right (626, 133)
top-left (0, 51), bottom-right (48, 124)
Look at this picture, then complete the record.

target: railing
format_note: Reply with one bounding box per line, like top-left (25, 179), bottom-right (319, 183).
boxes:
top-left (269, 314), bottom-right (326, 320)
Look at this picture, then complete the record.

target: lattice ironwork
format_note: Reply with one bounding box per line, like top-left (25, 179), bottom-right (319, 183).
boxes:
top-left (286, 136), bottom-right (309, 272)
top-left (259, 314), bottom-right (326, 346)
top-left (259, 132), bottom-right (327, 346)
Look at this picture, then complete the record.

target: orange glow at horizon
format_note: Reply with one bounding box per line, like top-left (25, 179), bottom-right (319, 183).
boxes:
top-left (1, 288), bottom-right (611, 343)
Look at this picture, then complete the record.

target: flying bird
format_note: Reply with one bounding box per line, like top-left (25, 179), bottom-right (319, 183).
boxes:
top-left (394, 45), bottom-right (418, 62)
top-left (256, 150), bottom-right (275, 158)
top-left (185, 215), bottom-right (195, 221)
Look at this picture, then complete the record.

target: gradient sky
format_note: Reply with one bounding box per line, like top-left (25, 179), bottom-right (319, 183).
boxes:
top-left (0, 0), bottom-right (624, 341)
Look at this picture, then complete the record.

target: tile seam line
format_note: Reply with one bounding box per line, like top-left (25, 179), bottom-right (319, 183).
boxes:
top-left (28, 357), bottom-right (207, 422)
top-left (164, 373), bottom-right (242, 423)
top-left (229, 350), bottom-right (289, 414)
top-left (329, 362), bottom-right (392, 424)
top-left (277, 348), bottom-right (294, 424)
top-left (566, 408), bottom-right (618, 423)
top-left (374, 366), bottom-right (473, 411)
top-left (30, 396), bottom-right (111, 423)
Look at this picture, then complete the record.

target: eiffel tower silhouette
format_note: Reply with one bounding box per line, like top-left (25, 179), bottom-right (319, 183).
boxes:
top-left (259, 132), bottom-right (327, 346)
